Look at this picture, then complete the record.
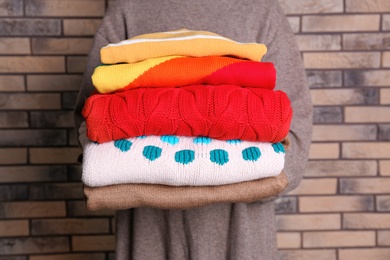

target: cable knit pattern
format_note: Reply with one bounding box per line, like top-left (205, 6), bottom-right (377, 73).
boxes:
top-left (100, 29), bottom-right (267, 64)
top-left (81, 134), bottom-right (286, 187)
top-left (82, 85), bottom-right (293, 143)
top-left (92, 56), bottom-right (276, 93)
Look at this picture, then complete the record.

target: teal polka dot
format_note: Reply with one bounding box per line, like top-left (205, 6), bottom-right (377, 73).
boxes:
top-left (175, 149), bottom-right (195, 164)
top-left (114, 139), bottom-right (132, 152)
top-left (242, 147), bottom-right (261, 161)
top-left (226, 139), bottom-right (242, 144)
top-left (160, 135), bottom-right (179, 145)
top-left (193, 136), bottom-right (211, 144)
top-left (272, 143), bottom-right (285, 153)
top-left (143, 145), bottom-right (162, 161)
top-left (137, 135), bottom-right (147, 139)
top-left (210, 149), bottom-right (229, 165)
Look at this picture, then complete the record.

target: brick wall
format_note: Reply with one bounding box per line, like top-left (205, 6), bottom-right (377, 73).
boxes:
top-left (0, 0), bottom-right (389, 259)
top-left (277, 0), bottom-right (390, 259)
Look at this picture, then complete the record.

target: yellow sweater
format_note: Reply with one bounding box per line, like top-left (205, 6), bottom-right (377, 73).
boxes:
top-left (100, 29), bottom-right (267, 64)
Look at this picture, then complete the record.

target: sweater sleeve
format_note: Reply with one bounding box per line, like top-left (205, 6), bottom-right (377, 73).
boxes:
top-left (74, 0), bottom-right (129, 132)
top-left (259, 1), bottom-right (313, 198)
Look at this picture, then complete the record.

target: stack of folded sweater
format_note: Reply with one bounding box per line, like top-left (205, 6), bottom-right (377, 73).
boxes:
top-left (80, 29), bottom-right (293, 210)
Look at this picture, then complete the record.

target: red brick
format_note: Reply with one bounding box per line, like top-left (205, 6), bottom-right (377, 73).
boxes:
top-left (30, 254), bottom-right (105, 260)
top-left (343, 213), bottom-right (390, 229)
top-left (31, 218), bottom-right (110, 235)
top-left (0, 237), bottom-right (69, 255)
top-left (276, 214), bottom-right (341, 231)
top-left (0, 202), bottom-right (66, 218)
top-left (303, 231), bottom-right (375, 248)
top-left (0, 220), bottom-right (29, 237)
top-left (72, 235), bottom-right (115, 251)
top-left (339, 248), bottom-right (390, 260)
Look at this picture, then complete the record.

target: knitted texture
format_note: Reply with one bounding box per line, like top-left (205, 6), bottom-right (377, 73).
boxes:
top-left (100, 29), bottom-right (267, 64)
top-left (81, 134), bottom-right (286, 187)
top-left (92, 56), bottom-right (276, 93)
top-left (82, 85), bottom-right (293, 143)
top-left (83, 171), bottom-right (288, 210)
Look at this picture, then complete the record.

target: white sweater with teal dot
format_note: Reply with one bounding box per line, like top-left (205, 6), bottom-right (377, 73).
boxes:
top-left (81, 126), bottom-right (286, 187)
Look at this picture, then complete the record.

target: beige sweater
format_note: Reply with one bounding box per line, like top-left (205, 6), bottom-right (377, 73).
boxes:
top-left (74, 0), bottom-right (312, 259)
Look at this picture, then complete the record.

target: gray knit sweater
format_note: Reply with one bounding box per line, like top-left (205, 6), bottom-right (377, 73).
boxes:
top-left (74, 0), bottom-right (312, 259)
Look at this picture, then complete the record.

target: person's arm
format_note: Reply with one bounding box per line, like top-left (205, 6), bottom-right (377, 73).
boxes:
top-left (259, 1), bottom-right (313, 198)
top-left (74, 0), bottom-right (128, 132)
